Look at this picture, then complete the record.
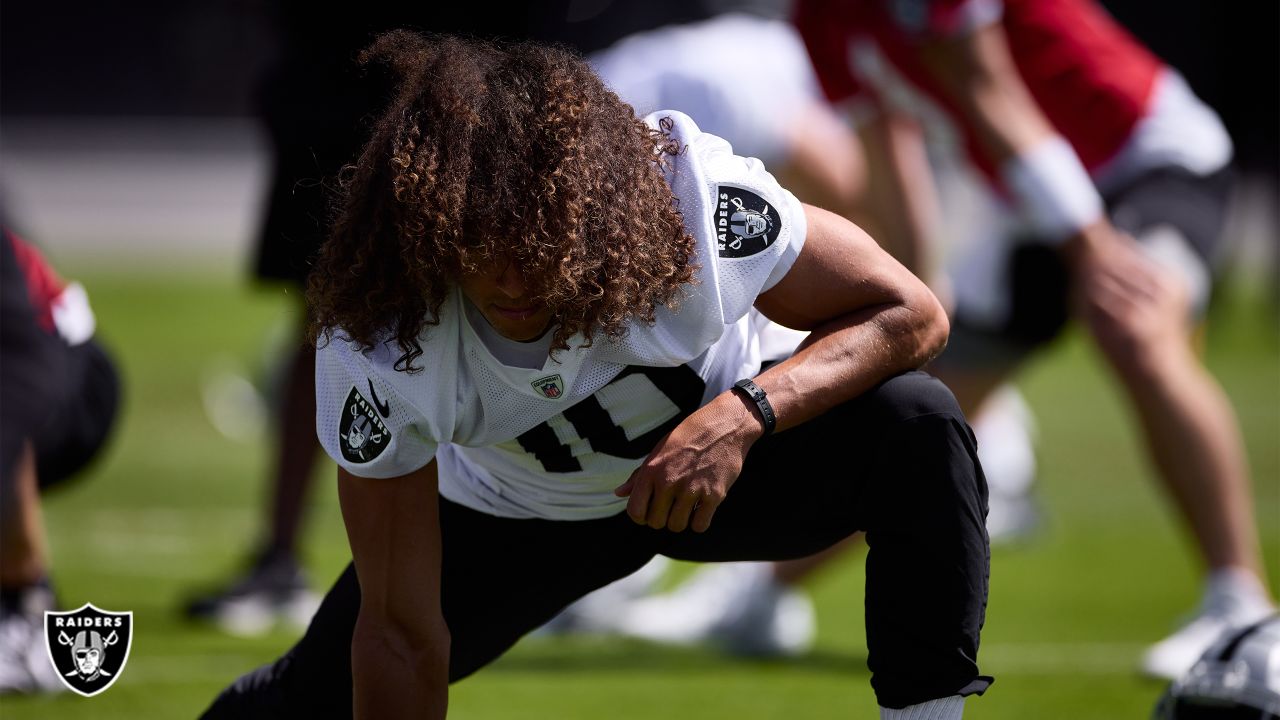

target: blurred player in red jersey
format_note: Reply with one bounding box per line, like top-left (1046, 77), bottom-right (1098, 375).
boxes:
top-left (796, 0), bottom-right (1273, 680)
top-left (628, 0), bottom-right (1271, 682)
top-left (0, 226), bottom-right (120, 693)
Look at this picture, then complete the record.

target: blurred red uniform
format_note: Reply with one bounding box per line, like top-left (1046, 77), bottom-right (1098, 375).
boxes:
top-left (798, 0), bottom-right (1165, 181)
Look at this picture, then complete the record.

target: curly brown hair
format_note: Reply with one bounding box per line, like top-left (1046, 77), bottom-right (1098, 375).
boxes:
top-left (306, 30), bottom-right (697, 371)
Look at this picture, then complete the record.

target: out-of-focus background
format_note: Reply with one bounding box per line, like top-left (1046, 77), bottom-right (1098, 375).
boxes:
top-left (1, 1), bottom-right (1275, 718)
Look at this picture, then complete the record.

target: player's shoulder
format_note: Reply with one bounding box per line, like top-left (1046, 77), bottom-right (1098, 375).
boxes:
top-left (642, 108), bottom-right (700, 139)
top-left (641, 109), bottom-right (781, 197)
top-left (642, 109), bottom-right (732, 164)
top-left (644, 109), bottom-right (797, 259)
top-left (317, 294), bottom-right (461, 391)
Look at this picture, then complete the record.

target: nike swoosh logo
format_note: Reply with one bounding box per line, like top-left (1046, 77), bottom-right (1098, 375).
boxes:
top-left (367, 378), bottom-right (390, 418)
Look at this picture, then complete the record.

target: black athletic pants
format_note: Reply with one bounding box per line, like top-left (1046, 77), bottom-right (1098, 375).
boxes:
top-left (203, 371), bottom-right (992, 715)
top-left (1, 232), bottom-right (120, 491)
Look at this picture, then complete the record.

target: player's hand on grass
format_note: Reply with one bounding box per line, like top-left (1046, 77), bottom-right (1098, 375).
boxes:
top-left (615, 392), bottom-right (763, 533)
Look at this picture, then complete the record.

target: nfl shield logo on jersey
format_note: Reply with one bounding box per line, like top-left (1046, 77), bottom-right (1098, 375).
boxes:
top-left (44, 603), bottom-right (133, 697)
top-left (531, 374), bottom-right (565, 399)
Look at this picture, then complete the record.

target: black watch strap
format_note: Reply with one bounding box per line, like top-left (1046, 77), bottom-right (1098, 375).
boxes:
top-left (732, 378), bottom-right (776, 436)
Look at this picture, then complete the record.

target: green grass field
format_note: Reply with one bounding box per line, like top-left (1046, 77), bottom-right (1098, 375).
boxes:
top-left (2, 268), bottom-right (1276, 719)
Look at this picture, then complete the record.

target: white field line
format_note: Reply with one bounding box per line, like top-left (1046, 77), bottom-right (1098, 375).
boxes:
top-left (978, 643), bottom-right (1148, 674)
top-left (49, 509), bottom-right (255, 573)
top-left (48, 507), bottom-right (254, 528)
top-left (110, 643), bottom-right (1150, 684)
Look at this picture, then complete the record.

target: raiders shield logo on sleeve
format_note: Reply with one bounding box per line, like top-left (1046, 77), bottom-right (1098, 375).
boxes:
top-left (339, 386), bottom-right (390, 463)
top-left (714, 184), bottom-right (782, 259)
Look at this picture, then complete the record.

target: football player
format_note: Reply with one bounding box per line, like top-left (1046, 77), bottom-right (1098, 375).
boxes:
top-left (202, 31), bottom-right (992, 719)
top-left (612, 0), bottom-right (1274, 686)
top-left (790, 0), bottom-right (1274, 680)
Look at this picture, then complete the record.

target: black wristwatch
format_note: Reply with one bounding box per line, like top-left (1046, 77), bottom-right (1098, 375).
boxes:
top-left (732, 378), bottom-right (776, 436)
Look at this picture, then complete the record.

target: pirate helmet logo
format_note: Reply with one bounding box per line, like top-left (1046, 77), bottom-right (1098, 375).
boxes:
top-left (339, 386), bottom-right (390, 463)
top-left (348, 413), bottom-right (373, 450)
top-left (71, 630), bottom-right (110, 679)
top-left (714, 184), bottom-right (782, 259)
top-left (44, 603), bottom-right (133, 697)
top-left (730, 198), bottom-right (773, 240)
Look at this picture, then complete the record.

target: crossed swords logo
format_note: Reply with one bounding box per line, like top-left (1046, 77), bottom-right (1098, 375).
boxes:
top-left (56, 629), bottom-right (119, 681)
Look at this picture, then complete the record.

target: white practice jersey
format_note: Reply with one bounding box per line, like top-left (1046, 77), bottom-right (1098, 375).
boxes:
top-left (316, 111), bottom-right (807, 520)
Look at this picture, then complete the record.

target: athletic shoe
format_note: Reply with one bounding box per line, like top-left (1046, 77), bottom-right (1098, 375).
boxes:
top-left (199, 360), bottom-right (269, 445)
top-left (972, 385), bottom-right (1041, 545)
top-left (615, 562), bottom-right (815, 657)
top-left (985, 487), bottom-right (1042, 545)
top-left (183, 551), bottom-right (320, 636)
top-left (0, 582), bottom-right (64, 694)
top-left (1141, 570), bottom-right (1276, 681)
top-left (537, 556), bottom-right (671, 636)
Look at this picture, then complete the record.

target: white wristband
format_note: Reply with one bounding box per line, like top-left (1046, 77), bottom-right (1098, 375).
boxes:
top-left (1000, 136), bottom-right (1104, 243)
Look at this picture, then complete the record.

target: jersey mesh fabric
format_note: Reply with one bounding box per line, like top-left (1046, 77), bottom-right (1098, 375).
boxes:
top-left (315, 333), bottom-right (441, 478)
top-left (315, 111), bottom-right (807, 520)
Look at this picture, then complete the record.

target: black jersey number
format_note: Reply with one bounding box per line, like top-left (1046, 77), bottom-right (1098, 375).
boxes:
top-left (516, 365), bottom-right (706, 473)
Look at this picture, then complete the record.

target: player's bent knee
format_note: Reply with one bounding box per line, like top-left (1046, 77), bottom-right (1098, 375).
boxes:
top-left (1088, 318), bottom-right (1186, 381)
top-left (852, 373), bottom-right (986, 510)
top-left (200, 662), bottom-right (291, 719)
top-left (859, 371), bottom-right (965, 426)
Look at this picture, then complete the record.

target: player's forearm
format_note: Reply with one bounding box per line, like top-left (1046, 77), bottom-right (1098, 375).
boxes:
top-left (858, 112), bottom-right (941, 283)
top-left (745, 204), bottom-right (949, 435)
top-left (352, 614), bottom-right (450, 719)
top-left (923, 23), bottom-right (1055, 164)
top-left (338, 464), bottom-right (448, 718)
top-left (753, 290), bottom-right (948, 435)
top-left (954, 71), bottom-right (1055, 164)
top-left (923, 23), bottom-right (1106, 247)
